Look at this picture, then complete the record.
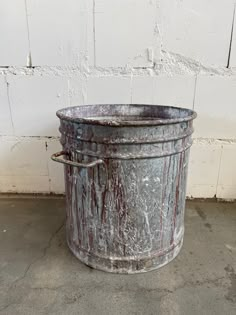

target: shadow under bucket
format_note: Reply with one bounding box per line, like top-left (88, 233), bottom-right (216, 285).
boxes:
top-left (52, 104), bottom-right (197, 273)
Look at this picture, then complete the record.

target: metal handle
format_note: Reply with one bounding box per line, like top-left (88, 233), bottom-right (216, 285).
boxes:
top-left (51, 151), bottom-right (104, 168)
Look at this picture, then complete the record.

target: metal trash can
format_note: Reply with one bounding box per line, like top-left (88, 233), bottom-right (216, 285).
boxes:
top-left (52, 104), bottom-right (196, 273)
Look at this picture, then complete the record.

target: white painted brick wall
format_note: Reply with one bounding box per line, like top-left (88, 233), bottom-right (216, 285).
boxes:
top-left (7, 75), bottom-right (68, 136)
top-left (132, 75), bottom-right (196, 107)
top-left (27, 0), bottom-right (93, 66)
top-left (217, 144), bottom-right (236, 199)
top-left (194, 76), bottom-right (236, 139)
top-left (0, 77), bottom-right (13, 135)
top-left (86, 76), bottom-right (131, 104)
top-left (95, 0), bottom-right (160, 67)
top-left (187, 143), bottom-right (222, 198)
top-left (0, 1), bottom-right (29, 65)
top-left (229, 4), bottom-right (236, 67)
top-left (159, 0), bottom-right (235, 66)
top-left (0, 1), bottom-right (235, 199)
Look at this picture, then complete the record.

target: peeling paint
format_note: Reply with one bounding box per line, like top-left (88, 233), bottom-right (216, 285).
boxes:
top-left (54, 104), bottom-right (196, 273)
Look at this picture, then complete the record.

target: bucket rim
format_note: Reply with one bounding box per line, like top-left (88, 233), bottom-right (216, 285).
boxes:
top-left (56, 104), bottom-right (197, 126)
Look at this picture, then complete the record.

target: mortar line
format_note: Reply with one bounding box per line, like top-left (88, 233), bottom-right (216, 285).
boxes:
top-left (67, 78), bottom-right (71, 106)
top-left (93, 0), bottom-right (96, 67)
top-left (0, 65), bottom-right (235, 76)
top-left (130, 73), bottom-right (133, 104)
top-left (215, 145), bottom-right (223, 198)
top-left (226, 3), bottom-right (236, 68)
top-left (151, 75), bottom-right (155, 104)
top-left (192, 75), bottom-right (198, 110)
top-left (4, 76), bottom-right (15, 134)
top-left (24, 0), bottom-right (32, 67)
top-left (82, 76), bottom-right (88, 105)
top-left (44, 139), bottom-right (51, 192)
top-left (46, 158), bottom-right (51, 193)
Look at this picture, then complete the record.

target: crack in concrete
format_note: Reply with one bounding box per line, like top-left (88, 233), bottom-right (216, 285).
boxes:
top-left (132, 276), bottom-right (227, 296)
top-left (0, 301), bottom-right (19, 314)
top-left (0, 258), bottom-right (228, 313)
top-left (177, 276), bottom-right (226, 290)
top-left (0, 274), bottom-right (229, 313)
top-left (0, 220), bottom-right (65, 313)
top-left (30, 275), bottom-right (227, 295)
top-left (14, 220), bottom-right (65, 285)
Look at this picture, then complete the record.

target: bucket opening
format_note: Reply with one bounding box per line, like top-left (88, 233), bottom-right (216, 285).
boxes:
top-left (57, 104), bottom-right (197, 126)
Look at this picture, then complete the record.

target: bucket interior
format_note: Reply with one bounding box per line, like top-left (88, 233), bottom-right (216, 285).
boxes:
top-left (57, 104), bottom-right (196, 126)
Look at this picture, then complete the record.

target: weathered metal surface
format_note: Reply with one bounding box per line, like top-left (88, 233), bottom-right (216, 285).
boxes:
top-left (52, 104), bottom-right (196, 273)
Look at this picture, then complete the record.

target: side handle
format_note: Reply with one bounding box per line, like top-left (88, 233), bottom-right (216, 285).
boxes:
top-left (51, 151), bottom-right (104, 168)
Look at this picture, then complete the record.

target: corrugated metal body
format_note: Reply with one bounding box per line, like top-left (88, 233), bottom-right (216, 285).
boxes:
top-left (52, 104), bottom-right (196, 273)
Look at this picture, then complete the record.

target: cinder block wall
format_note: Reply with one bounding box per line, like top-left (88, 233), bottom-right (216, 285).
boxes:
top-left (0, 0), bottom-right (236, 199)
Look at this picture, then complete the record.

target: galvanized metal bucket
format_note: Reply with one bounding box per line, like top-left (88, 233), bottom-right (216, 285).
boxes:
top-left (52, 104), bottom-right (196, 273)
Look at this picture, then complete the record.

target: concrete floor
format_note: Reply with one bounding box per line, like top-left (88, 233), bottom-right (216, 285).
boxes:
top-left (0, 198), bottom-right (235, 315)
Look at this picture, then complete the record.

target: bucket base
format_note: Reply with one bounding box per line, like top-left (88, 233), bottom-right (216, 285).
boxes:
top-left (67, 238), bottom-right (183, 274)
